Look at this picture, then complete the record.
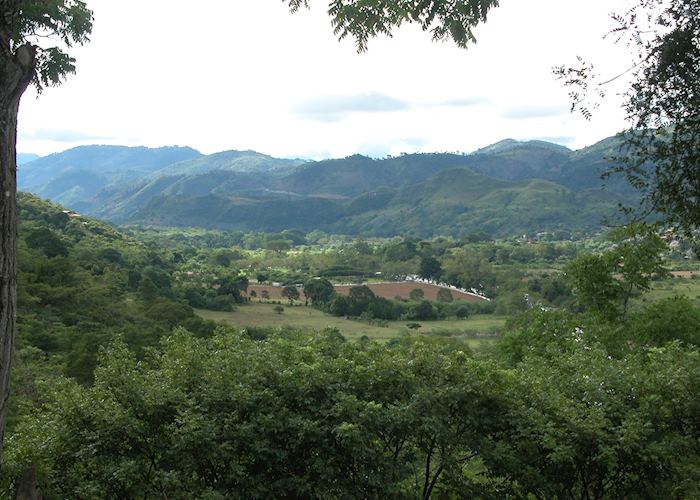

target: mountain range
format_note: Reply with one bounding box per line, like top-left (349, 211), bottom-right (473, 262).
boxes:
top-left (17, 136), bottom-right (637, 237)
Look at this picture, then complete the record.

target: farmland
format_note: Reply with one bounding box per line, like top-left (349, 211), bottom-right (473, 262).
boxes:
top-left (247, 281), bottom-right (487, 302)
top-left (11, 195), bottom-right (700, 498)
top-left (334, 281), bottom-right (486, 302)
top-left (646, 275), bottom-right (700, 305)
top-left (196, 303), bottom-right (505, 345)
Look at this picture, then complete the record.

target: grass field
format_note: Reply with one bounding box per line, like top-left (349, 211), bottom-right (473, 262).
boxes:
top-left (196, 303), bottom-right (506, 346)
top-left (645, 276), bottom-right (700, 305)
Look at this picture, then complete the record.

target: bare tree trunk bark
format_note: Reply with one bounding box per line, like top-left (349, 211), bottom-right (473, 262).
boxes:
top-left (0, 88), bottom-right (20, 465)
top-left (14, 465), bottom-right (42, 500)
top-left (0, 40), bottom-right (35, 464)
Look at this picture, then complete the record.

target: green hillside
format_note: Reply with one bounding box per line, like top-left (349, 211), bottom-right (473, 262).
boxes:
top-left (18, 145), bottom-right (202, 209)
top-left (282, 153), bottom-right (477, 196)
top-left (75, 150), bottom-right (307, 221)
top-left (18, 135), bottom-right (640, 236)
top-left (340, 171), bottom-right (622, 237)
top-left (466, 139), bottom-right (572, 181)
top-left (94, 170), bottom-right (278, 222)
top-left (125, 166), bottom-right (628, 237)
top-left (553, 136), bottom-right (637, 194)
top-left (14, 193), bottom-right (216, 392)
top-left (150, 149), bottom-right (306, 176)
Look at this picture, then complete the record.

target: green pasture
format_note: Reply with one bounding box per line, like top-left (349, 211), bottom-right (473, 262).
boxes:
top-left (196, 303), bottom-right (505, 346)
top-left (645, 276), bottom-right (700, 305)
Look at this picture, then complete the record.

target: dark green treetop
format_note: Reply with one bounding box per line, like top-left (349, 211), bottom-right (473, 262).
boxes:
top-left (285, 0), bottom-right (499, 52)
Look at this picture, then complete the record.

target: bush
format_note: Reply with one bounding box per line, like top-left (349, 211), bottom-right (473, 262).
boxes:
top-left (625, 297), bottom-right (700, 347)
top-left (455, 305), bottom-right (470, 319)
top-left (437, 288), bottom-right (454, 302)
top-left (409, 301), bottom-right (436, 321)
top-left (144, 299), bottom-right (194, 328)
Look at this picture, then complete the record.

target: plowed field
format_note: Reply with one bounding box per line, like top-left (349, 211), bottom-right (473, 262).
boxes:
top-left (247, 282), bottom-right (487, 302)
top-left (334, 282), bottom-right (487, 302)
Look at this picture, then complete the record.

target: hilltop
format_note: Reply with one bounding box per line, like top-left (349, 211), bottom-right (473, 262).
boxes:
top-left (17, 136), bottom-right (635, 237)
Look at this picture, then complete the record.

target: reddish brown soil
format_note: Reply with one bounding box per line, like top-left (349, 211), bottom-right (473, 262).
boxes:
top-left (247, 285), bottom-right (305, 300)
top-left (670, 270), bottom-right (700, 278)
top-left (247, 282), bottom-right (488, 302)
top-left (334, 282), bottom-right (487, 302)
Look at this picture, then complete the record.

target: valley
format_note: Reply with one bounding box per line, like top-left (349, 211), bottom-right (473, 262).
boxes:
top-left (196, 304), bottom-right (504, 344)
top-left (4, 0), bottom-right (700, 497)
top-left (7, 154), bottom-right (700, 498)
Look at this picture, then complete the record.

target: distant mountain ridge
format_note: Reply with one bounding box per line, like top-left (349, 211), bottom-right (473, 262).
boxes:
top-left (18, 145), bottom-right (203, 209)
top-left (151, 150), bottom-right (306, 177)
top-left (17, 136), bottom-right (636, 237)
top-left (17, 153), bottom-right (40, 165)
top-left (473, 138), bottom-right (571, 155)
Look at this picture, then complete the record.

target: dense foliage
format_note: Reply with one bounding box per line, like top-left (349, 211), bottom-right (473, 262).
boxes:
top-left (557, 0), bottom-right (700, 238)
top-left (4, 193), bottom-right (700, 498)
top-left (5, 303), bottom-right (700, 498)
top-left (13, 193), bottom-right (215, 402)
top-left (305, 279), bottom-right (493, 322)
top-left (613, 0), bottom-right (700, 236)
top-left (136, 227), bottom-right (580, 316)
top-left (1, 0), bottom-right (95, 466)
top-left (6, 1), bottom-right (700, 497)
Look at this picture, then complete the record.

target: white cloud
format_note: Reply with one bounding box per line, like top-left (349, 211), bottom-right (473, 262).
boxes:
top-left (502, 104), bottom-right (569, 120)
top-left (294, 93), bottom-right (411, 121)
top-left (16, 0), bottom-right (635, 159)
top-left (19, 128), bottom-right (113, 142)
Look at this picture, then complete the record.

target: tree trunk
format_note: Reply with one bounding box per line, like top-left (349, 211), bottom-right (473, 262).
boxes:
top-left (14, 465), bottom-right (42, 500)
top-left (0, 40), bottom-right (35, 464)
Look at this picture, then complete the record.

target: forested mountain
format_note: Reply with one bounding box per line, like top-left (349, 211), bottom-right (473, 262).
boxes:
top-left (153, 149), bottom-right (306, 176)
top-left (281, 153), bottom-right (478, 197)
top-left (18, 136), bottom-right (636, 236)
top-left (129, 168), bottom-right (623, 237)
top-left (337, 170), bottom-right (621, 237)
top-left (18, 145), bottom-right (202, 209)
top-left (467, 139), bottom-right (573, 181)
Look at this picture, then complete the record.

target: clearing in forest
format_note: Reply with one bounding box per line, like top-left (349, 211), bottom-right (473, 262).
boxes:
top-left (247, 282), bottom-right (487, 302)
top-left (196, 303), bottom-right (504, 344)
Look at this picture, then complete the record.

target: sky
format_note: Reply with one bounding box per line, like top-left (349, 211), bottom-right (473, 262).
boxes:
top-left (17, 0), bottom-right (636, 160)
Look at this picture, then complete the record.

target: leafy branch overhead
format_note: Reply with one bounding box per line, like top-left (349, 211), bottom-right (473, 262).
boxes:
top-left (11, 0), bottom-right (93, 91)
top-left (555, 0), bottom-right (700, 235)
top-left (618, 7), bottom-right (700, 234)
top-left (285, 0), bottom-right (499, 51)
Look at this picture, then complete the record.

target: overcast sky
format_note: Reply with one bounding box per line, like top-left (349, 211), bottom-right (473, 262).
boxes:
top-left (17, 0), bottom-right (636, 159)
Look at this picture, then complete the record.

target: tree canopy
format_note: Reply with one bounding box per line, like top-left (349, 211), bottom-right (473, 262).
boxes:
top-left (558, 0), bottom-right (700, 235)
top-left (614, 0), bottom-right (700, 235)
top-left (1, 0), bottom-right (93, 466)
top-left (286, 0), bottom-right (499, 52)
top-left (8, 321), bottom-right (700, 498)
top-left (565, 224), bottom-right (668, 319)
top-left (4, 0), bottom-right (93, 92)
